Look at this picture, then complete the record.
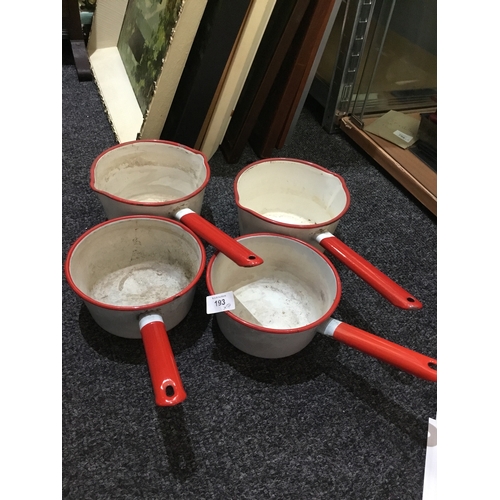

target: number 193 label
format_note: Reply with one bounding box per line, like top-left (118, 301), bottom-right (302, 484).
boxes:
top-left (206, 291), bottom-right (235, 314)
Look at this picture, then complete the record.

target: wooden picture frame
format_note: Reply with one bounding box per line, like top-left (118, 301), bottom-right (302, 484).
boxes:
top-left (159, 0), bottom-right (253, 148)
top-left (248, 0), bottom-right (338, 158)
top-left (196, 0), bottom-right (277, 160)
top-left (87, 0), bottom-right (208, 143)
top-left (220, 0), bottom-right (312, 164)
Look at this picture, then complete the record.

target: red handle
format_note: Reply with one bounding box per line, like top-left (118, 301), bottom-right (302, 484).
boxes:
top-left (139, 314), bottom-right (187, 406)
top-left (177, 209), bottom-right (263, 267)
top-left (317, 233), bottom-right (422, 310)
top-left (319, 318), bottom-right (437, 382)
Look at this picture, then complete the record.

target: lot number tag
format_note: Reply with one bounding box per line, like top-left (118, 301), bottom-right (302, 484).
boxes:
top-left (206, 292), bottom-right (235, 314)
top-left (393, 129), bottom-right (413, 143)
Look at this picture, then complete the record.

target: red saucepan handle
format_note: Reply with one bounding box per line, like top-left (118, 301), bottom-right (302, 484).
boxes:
top-left (176, 209), bottom-right (263, 267)
top-left (315, 232), bottom-right (422, 310)
top-left (318, 318), bottom-right (437, 382)
top-left (139, 314), bottom-right (187, 406)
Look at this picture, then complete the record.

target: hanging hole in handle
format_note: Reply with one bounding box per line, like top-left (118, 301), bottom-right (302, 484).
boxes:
top-left (165, 385), bottom-right (175, 397)
top-left (407, 297), bottom-right (415, 303)
top-left (428, 362), bottom-right (437, 371)
top-left (248, 255), bottom-right (256, 260)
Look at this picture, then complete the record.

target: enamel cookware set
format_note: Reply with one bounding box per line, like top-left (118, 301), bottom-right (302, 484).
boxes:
top-left (65, 140), bottom-right (437, 406)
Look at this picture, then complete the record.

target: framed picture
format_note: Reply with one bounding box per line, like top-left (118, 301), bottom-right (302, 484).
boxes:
top-left (160, 0), bottom-right (253, 148)
top-left (87, 0), bottom-right (208, 143)
top-left (220, 0), bottom-right (312, 163)
top-left (196, 0), bottom-right (277, 160)
top-left (248, 0), bottom-right (339, 158)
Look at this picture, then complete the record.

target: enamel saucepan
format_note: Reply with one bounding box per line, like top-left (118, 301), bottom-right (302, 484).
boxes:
top-left (234, 158), bottom-right (422, 309)
top-left (206, 233), bottom-right (436, 382)
top-left (90, 140), bottom-right (262, 267)
top-left (65, 216), bottom-right (206, 406)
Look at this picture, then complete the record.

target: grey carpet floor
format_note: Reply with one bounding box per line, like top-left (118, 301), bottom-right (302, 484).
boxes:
top-left (62, 56), bottom-right (437, 499)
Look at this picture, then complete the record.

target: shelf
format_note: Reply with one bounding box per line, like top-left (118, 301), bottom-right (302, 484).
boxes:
top-left (340, 114), bottom-right (436, 216)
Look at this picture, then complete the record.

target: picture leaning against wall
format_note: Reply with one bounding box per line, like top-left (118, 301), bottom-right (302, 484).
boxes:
top-left (117, 0), bottom-right (184, 115)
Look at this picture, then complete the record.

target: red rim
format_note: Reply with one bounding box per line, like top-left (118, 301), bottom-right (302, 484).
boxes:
top-left (205, 233), bottom-right (342, 334)
top-left (90, 139), bottom-right (211, 207)
top-left (64, 215), bottom-right (206, 312)
top-left (234, 158), bottom-right (351, 229)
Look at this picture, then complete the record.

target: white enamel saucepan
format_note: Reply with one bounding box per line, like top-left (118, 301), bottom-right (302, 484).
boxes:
top-left (234, 158), bottom-right (422, 309)
top-left (206, 233), bottom-right (436, 382)
top-left (64, 216), bottom-right (206, 406)
top-left (90, 140), bottom-right (262, 268)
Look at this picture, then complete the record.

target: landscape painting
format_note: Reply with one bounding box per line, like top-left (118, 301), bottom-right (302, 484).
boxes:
top-left (117, 0), bottom-right (184, 115)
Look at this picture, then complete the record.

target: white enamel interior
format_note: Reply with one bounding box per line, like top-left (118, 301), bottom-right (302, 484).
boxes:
top-left (235, 160), bottom-right (348, 225)
top-left (209, 235), bottom-right (338, 330)
top-left (69, 218), bottom-right (203, 308)
top-left (93, 142), bottom-right (208, 203)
